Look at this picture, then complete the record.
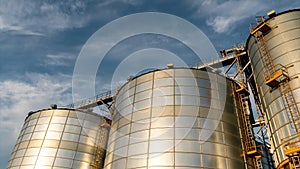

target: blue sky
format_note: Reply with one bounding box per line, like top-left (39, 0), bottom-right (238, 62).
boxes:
top-left (0, 0), bottom-right (299, 168)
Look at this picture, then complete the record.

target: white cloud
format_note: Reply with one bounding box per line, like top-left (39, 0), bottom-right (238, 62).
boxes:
top-left (0, 0), bottom-right (142, 36)
top-left (0, 73), bottom-right (72, 165)
top-left (120, 0), bottom-right (142, 6)
top-left (206, 15), bottom-right (240, 33)
top-left (0, 16), bottom-right (44, 36)
top-left (0, 0), bottom-right (88, 35)
top-left (45, 53), bottom-right (75, 66)
top-left (191, 0), bottom-right (268, 33)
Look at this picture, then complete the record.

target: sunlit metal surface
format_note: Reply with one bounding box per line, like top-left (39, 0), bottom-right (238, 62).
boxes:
top-left (247, 9), bottom-right (300, 166)
top-left (6, 108), bottom-right (109, 169)
top-left (104, 68), bottom-right (244, 169)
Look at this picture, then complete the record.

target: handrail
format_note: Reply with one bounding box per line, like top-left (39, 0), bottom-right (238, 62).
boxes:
top-left (282, 133), bottom-right (300, 158)
top-left (65, 90), bottom-right (116, 109)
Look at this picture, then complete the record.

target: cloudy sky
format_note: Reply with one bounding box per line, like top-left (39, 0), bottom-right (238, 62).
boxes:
top-left (0, 0), bottom-right (299, 168)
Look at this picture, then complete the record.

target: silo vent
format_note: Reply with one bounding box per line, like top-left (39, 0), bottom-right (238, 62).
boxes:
top-left (267, 10), bottom-right (276, 18)
top-left (50, 104), bottom-right (57, 109)
top-left (127, 75), bottom-right (134, 81)
top-left (167, 63), bottom-right (174, 68)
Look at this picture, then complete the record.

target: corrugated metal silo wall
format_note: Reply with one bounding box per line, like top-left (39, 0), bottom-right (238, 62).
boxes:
top-left (6, 108), bottom-right (110, 169)
top-left (104, 68), bottom-right (245, 169)
top-left (247, 9), bottom-right (300, 166)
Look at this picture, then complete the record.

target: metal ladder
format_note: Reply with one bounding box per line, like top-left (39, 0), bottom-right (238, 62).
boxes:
top-left (251, 87), bottom-right (272, 169)
top-left (256, 34), bottom-right (275, 81)
top-left (240, 94), bottom-right (257, 154)
top-left (256, 156), bottom-right (264, 169)
top-left (90, 119), bottom-right (110, 169)
top-left (231, 47), bottom-right (264, 169)
top-left (237, 91), bottom-right (263, 169)
top-left (291, 155), bottom-right (300, 169)
top-left (281, 80), bottom-right (300, 132)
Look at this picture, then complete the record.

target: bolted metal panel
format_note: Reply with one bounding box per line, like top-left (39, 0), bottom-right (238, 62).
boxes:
top-left (247, 9), bottom-right (300, 166)
top-left (104, 68), bottom-right (244, 169)
top-left (6, 108), bottom-right (110, 169)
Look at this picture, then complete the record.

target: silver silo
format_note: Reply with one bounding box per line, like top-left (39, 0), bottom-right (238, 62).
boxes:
top-left (104, 68), bottom-right (245, 169)
top-left (6, 108), bottom-right (110, 169)
top-left (247, 9), bottom-right (300, 168)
